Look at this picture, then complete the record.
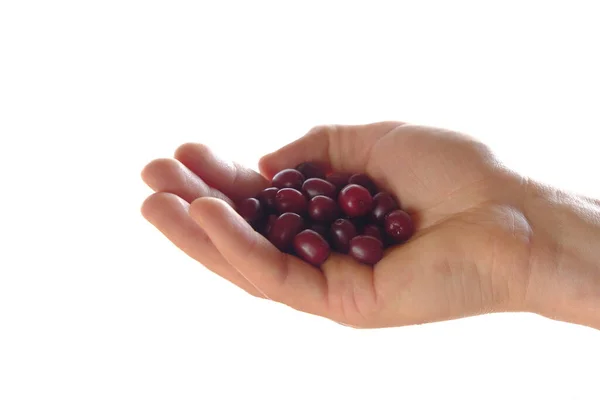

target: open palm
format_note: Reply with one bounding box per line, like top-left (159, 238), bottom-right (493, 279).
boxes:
top-left (141, 122), bottom-right (532, 328)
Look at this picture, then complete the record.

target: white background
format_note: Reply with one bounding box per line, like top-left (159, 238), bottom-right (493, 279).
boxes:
top-left (1, 1), bottom-right (599, 399)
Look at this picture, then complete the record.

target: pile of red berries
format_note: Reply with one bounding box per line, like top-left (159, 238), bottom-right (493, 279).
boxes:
top-left (237, 162), bottom-right (414, 266)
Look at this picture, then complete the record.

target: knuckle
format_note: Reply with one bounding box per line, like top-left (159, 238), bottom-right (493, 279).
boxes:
top-left (307, 124), bottom-right (337, 137)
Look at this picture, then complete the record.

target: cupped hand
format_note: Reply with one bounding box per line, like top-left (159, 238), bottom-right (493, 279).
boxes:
top-left (141, 122), bottom-right (534, 328)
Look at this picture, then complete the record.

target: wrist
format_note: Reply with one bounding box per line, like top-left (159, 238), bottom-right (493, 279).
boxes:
top-left (521, 179), bottom-right (600, 329)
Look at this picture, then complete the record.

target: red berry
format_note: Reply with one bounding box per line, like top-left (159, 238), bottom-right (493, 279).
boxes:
top-left (384, 209), bottom-right (414, 243)
top-left (326, 172), bottom-right (352, 192)
top-left (295, 162), bottom-right (326, 179)
top-left (371, 192), bottom-right (399, 223)
top-left (302, 178), bottom-right (337, 199)
top-left (308, 222), bottom-right (329, 240)
top-left (329, 218), bottom-right (357, 253)
top-left (348, 173), bottom-right (377, 194)
top-left (268, 212), bottom-right (305, 251)
top-left (349, 235), bottom-right (384, 265)
top-left (362, 224), bottom-right (384, 242)
top-left (262, 214), bottom-right (278, 236)
top-left (338, 184), bottom-right (373, 217)
top-left (237, 198), bottom-right (263, 225)
top-left (275, 188), bottom-right (308, 215)
top-left (258, 187), bottom-right (279, 210)
top-left (271, 168), bottom-right (305, 190)
top-left (293, 229), bottom-right (330, 266)
top-left (308, 195), bottom-right (340, 223)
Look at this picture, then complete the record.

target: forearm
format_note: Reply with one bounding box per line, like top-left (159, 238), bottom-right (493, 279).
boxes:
top-left (523, 180), bottom-right (600, 329)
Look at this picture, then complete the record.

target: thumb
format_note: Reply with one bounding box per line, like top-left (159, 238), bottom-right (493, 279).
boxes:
top-left (258, 122), bottom-right (404, 179)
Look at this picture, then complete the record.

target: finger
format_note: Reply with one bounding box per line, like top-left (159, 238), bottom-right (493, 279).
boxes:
top-left (141, 158), bottom-right (234, 207)
top-left (258, 122), bottom-right (404, 179)
top-left (189, 197), bottom-right (329, 316)
top-left (174, 143), bottom-right (269, 202)
top-left (141, 192), bottom-right (263, 298)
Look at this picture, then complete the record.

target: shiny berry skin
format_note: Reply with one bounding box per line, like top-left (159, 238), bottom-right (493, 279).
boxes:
top-left (271, 168), bottom-right (305, 190)
top-left (308, 195), bottom-right (340, 223)
top-left (362, 224), bottom-right (384, 242)
top-left (329, 218), bottom-right (357, 253)
top-left (295, 162), bottom-right (326, 180)
top-left (293, 229), bottom-right (330, 266)
top-left (258, 187), bottom-right (279, 210)
top-left (348, 173), bottom-right (377, 194)
top-left (326, 172), bottom-right (352, 192)
top-left (349, 235), bottom-right (384, 265)
top-left (384, 209), bottom-right (414, 243)
top-left (237, 198), bottom-right (263, 225)
top-left (338, 184), bottom-right (373, 217)
top-left (302, 178), bottom-right (337, 199)
top-left (275, 188), bottom-right (308, 215)
top-left (371, 192), bottom-right (399, 223)
top-left (268, 212), bottom-right (305, 251)
top-left (308, 222), bottom-right (329, 240)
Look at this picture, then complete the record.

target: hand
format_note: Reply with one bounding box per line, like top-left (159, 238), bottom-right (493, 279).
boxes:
top-left (141, 122), bottom-right (535, 328)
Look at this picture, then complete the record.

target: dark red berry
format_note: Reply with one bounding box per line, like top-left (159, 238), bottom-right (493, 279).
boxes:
top-left (293, 229), bottom-right (330, 266)
top-left (262, 214), bottom-right (278, 236)
top-left (362, 224), bottom-right (384, 242)
top-left (338, 184), bottom-right (373, 217)
top-left (371, 192), bottom-right (399, 223)
top-left (330, 218), bottom-right (357, 253)
top-left (349, 235), bottom-right (384, 265)
top-left (308, 222), bottom-right (329, 240)
top-left (271, 168), bottom-right (305, 190)
top-left (237, 198), bottom-right (263, 225)
top-left (302, 178), bottom-right (337, 199)
top-left (384, 209), bottom-right (414, 243)
top-left (348, 173), bottom-right (377, 194)
top-left (258, 187), bottom-right (279, 210)
top-left (295, 162), bottom-right (326, 180)
top-left (275, 188), bottom-right (308, 215)
top-left (326, 172), bottom-right (352, 192)
top-left (308, 195), bottom-right (340, 223)
top-left (268, 212), bottom-right (305, 251)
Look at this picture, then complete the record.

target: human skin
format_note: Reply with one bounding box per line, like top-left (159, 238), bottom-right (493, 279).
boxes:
top-left (140, 122), bottom-right (600, 330)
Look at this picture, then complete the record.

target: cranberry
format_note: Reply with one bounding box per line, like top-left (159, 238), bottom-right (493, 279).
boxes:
top-left (308, 222), bottom-right (329, 240)
top-left (302, 178), bottom-right (337, 199)
top-left (237, 198), bottom-right (263, 225)
top-left (257, 187), bottom-right (279, 210)
top-left (326, 172), bottom-right (352, 192)
top-left (329, 218), bottom-right (357, 253)
top-left (268, 212), bottom-right (305, 251)
top-left (293, 229), bottom-right (330, 266)
top-left (338, 184), bottom-right (373, 217)
top-left (384, 209), bottom-right (414, 243)
top-left (308, 195), bottom-right (340, 223)
top-left (371, 192), bottom-right (399, 223)
top-left (349, 235), bottom-right (383, 265)
top-left (271, 168), bottom-right (305, 190)
top-left (262, 214), bottom-right (278, 236)
top-left (295, 162), bottom-right (326, 180)
top-left (275, 188), bottom-right (308, 215)
top-left (348, 173), bottom-right (377, 194)
top-left (362, 224), bottom-right (384, 242)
